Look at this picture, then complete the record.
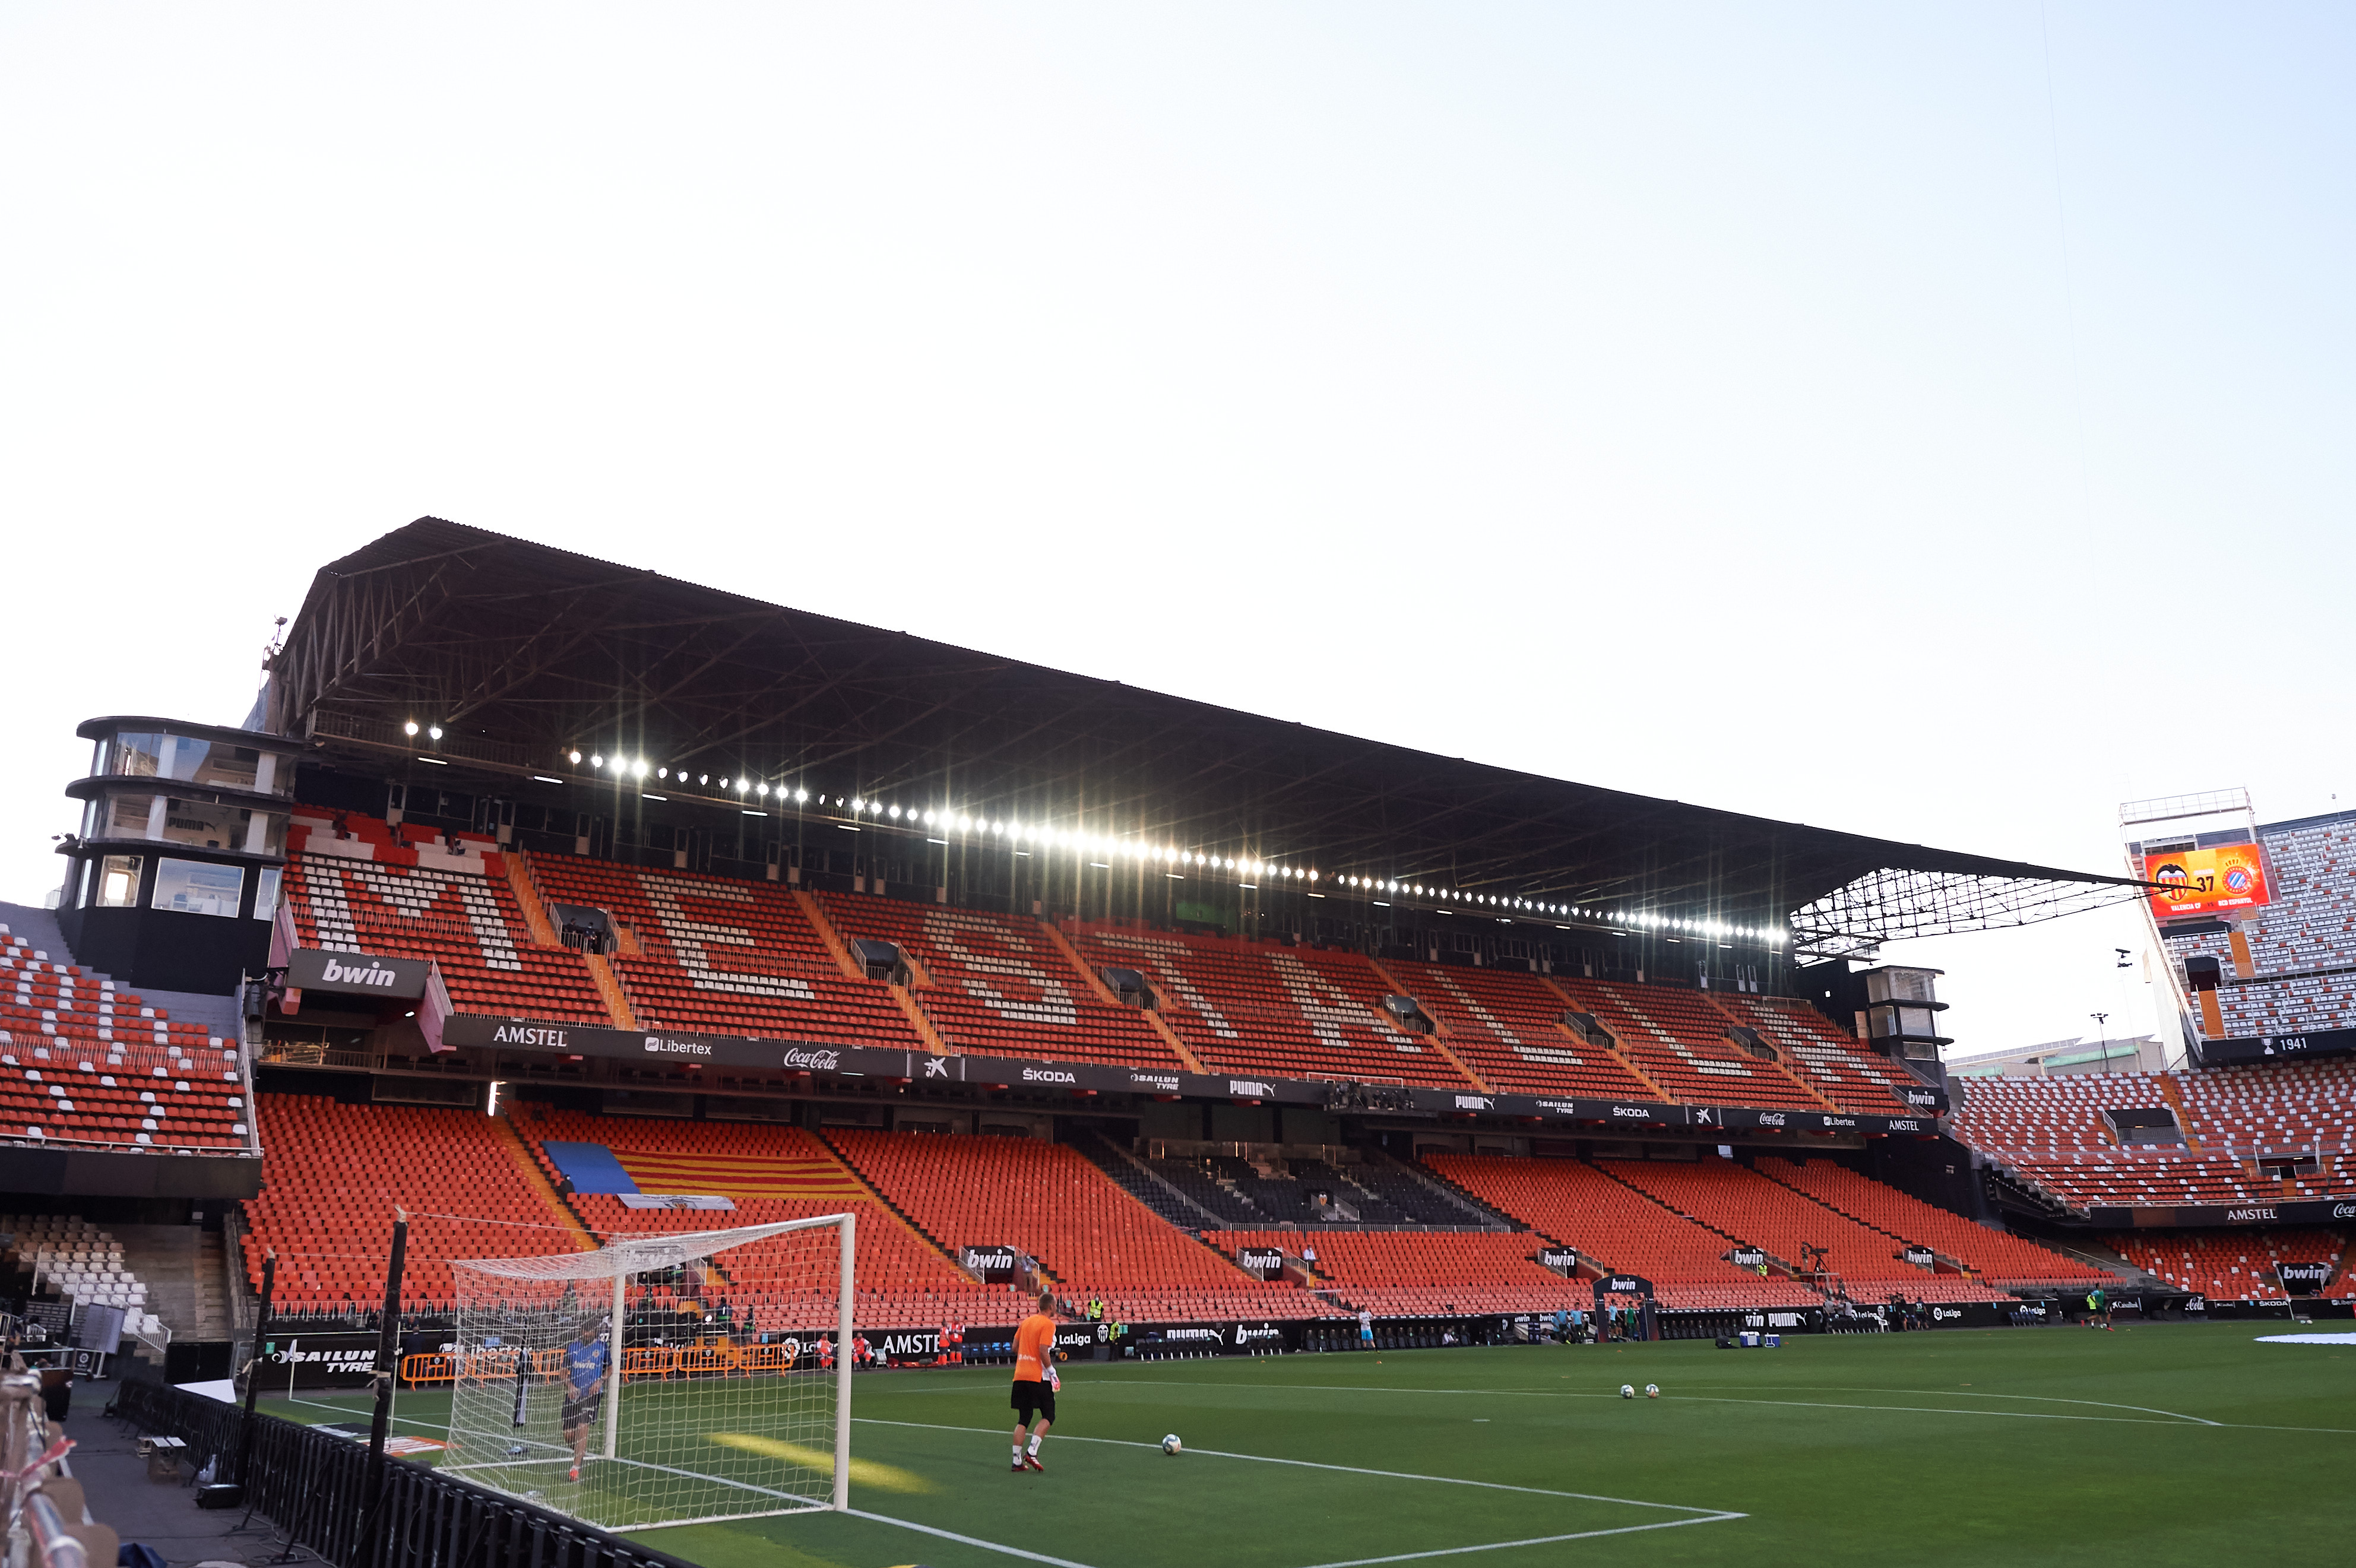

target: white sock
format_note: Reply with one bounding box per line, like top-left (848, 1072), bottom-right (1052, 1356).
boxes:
top-left (1028, 1434), bottom-right (1042, 1455)
top-left (1012, 1444), bottom-right (1024, 1462)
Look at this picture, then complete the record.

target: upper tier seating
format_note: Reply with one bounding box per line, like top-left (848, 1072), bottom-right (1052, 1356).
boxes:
top-left (815, 894), bottom-right (1180, 1069)
top-left (515, 1108), bottom-right (1015, 1331)
top-left (2106, 1228), bottom-right (2344, 1302)
top-left (1753, 1157), bottom-right (2102, 1284)
top-left (240, 1095), bottom-right (581, 1316)
top-left (284, 819), bottom-right (608, 1024)
top-left (1597, 1157), bottom-right (2006, 1301)
top-left (1208, 1228), bottom-right (1582, 1316)
top-left (2159, 816), bottom-right (2355, 1031)
top-left (1, 927), bottom-right (249, 1151)
top-left (1553, 980), bottom-right (1825, 1109)
top-left (1425, 1154), bottom-right (1819, 1309)
top-left (828, 1128), bottom-right (1325, 1322)
top-left (520, 853), bottom-right (917, 1047)
top-left (1948, 1069), bottom-right (2356, 1209)
top-left (2170, 1060), bottom-right (2356, 1155)
top-left (1711, 995), bottom-right (1921, 1113)
top-left (1062, 924), bottom-right (1472, 1089)
top-left (1375, 959), bottom-right (1650, 1098)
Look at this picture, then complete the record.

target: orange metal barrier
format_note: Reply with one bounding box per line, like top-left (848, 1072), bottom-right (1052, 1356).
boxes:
top-left (401, 1352), bottom-right (456, 1385)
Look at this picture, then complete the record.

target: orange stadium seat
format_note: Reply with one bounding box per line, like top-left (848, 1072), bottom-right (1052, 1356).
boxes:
top-left (815, 893), bottom-right (1183, 1069)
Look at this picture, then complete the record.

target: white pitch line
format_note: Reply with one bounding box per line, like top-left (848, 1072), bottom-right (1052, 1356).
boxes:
top-left (1295, 1513), bottom-right (1746, 1568)
top-left (1060, 1377), bottom-right (2356, 1434)
top-left (844, 1509), bottom-right (1101, 1568)
top-left (852, 1417), bottom-right (1739, 1516)
top-left (1678, 1385), bottom-right (2222, 1426)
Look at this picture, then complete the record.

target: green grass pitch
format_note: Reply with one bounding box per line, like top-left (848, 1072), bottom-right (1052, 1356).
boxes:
top-left (260, 1323), bottom-right (2356, 1567)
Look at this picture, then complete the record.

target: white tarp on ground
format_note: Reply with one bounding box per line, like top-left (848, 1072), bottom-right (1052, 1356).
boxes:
top-left (2253, 1332), bottom-right (2356, 1344)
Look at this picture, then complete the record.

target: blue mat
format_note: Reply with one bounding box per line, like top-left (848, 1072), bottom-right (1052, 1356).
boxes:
top-left (541, 1141), bottom-right (638, 1195)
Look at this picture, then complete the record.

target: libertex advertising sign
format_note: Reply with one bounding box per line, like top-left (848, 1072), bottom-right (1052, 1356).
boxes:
top-left (2141, 844), bottom-right (2271, 920)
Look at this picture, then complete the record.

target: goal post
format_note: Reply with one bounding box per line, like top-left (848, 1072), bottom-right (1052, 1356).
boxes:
top-left (443, 1212), bottom-right (856, 1531)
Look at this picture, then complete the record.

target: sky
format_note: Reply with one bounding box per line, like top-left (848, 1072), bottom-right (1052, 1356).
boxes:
top-left (2, 4), bottom-right (2349, 1057)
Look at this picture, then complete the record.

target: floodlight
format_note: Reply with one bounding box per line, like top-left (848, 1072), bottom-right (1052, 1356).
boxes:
top-left (888, 805), bottom-right (901, 818)
top-left (404, 721), bottom-right (419, 736)
top-left (658, 768), bottom-right (669, 779)
top-left (851, 798), bottom-right (865, 813)
top-left (796, 790), bottom-right (808, 803)
top-left (757, 783), bottom-right (769, 796)
top-left (568, 750), bottom-right (582, 764)
top-left (590, 754), bottom-right (604, 768)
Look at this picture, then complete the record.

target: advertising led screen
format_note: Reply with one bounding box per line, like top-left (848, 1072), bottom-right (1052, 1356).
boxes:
top-left (2142, 843), bottom-right (2271, 919)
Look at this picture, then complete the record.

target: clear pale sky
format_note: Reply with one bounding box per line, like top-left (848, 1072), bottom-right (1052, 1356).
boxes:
top-left (3, 5), bottom-right (2349, 1057)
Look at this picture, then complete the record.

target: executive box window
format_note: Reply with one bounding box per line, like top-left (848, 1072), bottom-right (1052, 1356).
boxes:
top-left (252, 864), bottom-right (281, 921)
top-left (93, 793), bottom-right (284, 854)
top-left (96, 730), bottom-right (286, 796)
top-left (92, 854), bottom-right (144, 908)
top-left (151, 858), bottom-right (244, 918)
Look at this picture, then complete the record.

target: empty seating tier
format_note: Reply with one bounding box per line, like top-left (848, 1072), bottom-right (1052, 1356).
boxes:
top-left (1376, 959), bottom-right (1651, 1098)
top-left (1426, 1154), bottom-right (1820, 1309)
top-left (1712, 995), bottom-right (1921, 1113)
top-left (2106, 1228), bottom-right (2345, 1303)
top-left (521, 853), bottom-right (918, 1047)
top-left (828, 1128), bottom-right (1325, 1322)
top-left (284, 819), bottom-right (608, 1024)
top-left (1597, 1158), bottom-right (2012, 1303)
top-left (240, 1095), bottom-right (584, 1316)
top-left (1, 927), bottom-right (249, 1151)
top-left (1553, 980), bottom-right (1825, 1110)
top-left (816, 894), bottom-right (1182, 1069)
top-left (1063, 924), bottom-right (1474, 1089)
top-left (1209, 1229), bottom-right (1583, 1316)
top-left (515, 1108), bottom-right (1014, 1332)
top-left (1752, 1156), bottom-right (2099, 1284)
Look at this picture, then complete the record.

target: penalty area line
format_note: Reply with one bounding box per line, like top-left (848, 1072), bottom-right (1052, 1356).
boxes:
top-left (852, 1417), bottom-right (1740, 1516)
top-left (1295, 1512), bottom-right (1746, 1568)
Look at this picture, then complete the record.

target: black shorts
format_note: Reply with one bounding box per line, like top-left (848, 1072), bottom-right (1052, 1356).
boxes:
top-left (1010, 1380), bottom-right (1055, 1424)
top-left (562, 1392), bottom-right (604, 1431)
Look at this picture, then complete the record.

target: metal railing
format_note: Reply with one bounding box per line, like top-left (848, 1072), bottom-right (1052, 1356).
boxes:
top-left (113, 1379), bottom-right (702, 1568)
top-left (3, 1368), bottom-right (93, 1568)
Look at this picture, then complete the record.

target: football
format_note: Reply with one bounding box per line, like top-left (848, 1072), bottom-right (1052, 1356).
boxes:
top-left (1645, 1384), bottom-right (1660, 1399)
top-left (1161, 1434), bottom-right (1183, 1456)
top-left (1620, 1384), bottom-right (1635, 1399)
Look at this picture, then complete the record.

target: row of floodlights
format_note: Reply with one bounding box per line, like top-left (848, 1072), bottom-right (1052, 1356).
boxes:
top-left (404, 727), bottom-right (1784, 946)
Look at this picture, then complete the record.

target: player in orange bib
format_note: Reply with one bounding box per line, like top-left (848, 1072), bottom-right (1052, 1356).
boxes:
top-left (1009, 1291), bottom-right (1060, 1473)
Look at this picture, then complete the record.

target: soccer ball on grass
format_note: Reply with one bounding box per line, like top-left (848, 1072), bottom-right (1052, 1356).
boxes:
top-left (1161, 1434), bottom-right (1183, 1456)
top-left (1619, 1384), bottom-right (1634, 1399)
top-left (1645, 1384), bottom-right (1660, 1399)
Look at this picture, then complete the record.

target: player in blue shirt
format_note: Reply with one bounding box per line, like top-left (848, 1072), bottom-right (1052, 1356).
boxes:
top-left (563, 1318), bottom-right (611, 1481)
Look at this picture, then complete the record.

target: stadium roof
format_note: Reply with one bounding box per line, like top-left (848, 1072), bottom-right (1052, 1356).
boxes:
top-left (269, 518), bottom-right (2148, 956)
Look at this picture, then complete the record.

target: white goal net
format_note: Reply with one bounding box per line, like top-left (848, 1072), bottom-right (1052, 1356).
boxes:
top-left (443, 1213), bottom-right (853, 1530)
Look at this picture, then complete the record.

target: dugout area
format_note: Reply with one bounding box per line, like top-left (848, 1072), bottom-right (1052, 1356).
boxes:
top-left (239, 1323), bottom-right (2354, 1568)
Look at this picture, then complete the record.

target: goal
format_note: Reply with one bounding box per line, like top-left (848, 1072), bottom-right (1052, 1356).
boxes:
top-left (442, 1213), bottom-right (854, 1531)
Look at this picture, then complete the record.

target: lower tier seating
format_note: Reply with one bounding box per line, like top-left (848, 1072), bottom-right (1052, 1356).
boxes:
top-left (240, 1095), bottom-right (581, 1316)
top-left (1208, 1229), bottom-right (1584, 1315)
top-left (1754, 1157), bottom-right (2101, 1284)
top-left (1425, 1154), bottom-right (1820, 1309)
top-left (513, 1107), bottom-right (1015, 1331)
top-left (2106, 1228), bottom-right (2346, 1302)
top-left (828, 1128), bottom-right (1325, 1322)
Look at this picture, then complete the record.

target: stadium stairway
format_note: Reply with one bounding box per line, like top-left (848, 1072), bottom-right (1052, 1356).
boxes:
top-left (1747, 1157), bottom-right (2107, 1287)
top-left (1353, 1142), bottom-right (1519, 1229)
top-left (1064, 1126), bottom-right (1230, 1231)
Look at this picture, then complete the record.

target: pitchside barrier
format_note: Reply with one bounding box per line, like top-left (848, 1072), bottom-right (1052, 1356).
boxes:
top-left (112, 1378), bottom-right (696, 1568)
